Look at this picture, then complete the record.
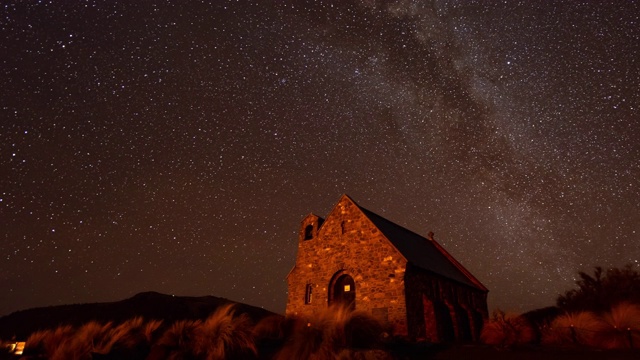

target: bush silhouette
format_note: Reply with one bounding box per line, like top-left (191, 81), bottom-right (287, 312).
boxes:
top-left (557, 265), bottom-right (640, 313)
top-left (480, 309), bottom-right (534, 346)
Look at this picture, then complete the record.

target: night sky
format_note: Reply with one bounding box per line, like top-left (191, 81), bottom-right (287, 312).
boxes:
top-left (1, 1), bottom-right (639, 317)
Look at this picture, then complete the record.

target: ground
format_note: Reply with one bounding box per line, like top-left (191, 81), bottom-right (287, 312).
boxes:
top-left (426, 344), bottom-right (640, 360)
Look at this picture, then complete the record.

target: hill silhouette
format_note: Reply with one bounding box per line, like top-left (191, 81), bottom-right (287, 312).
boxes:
top-left (0, 291), bottom-right (276, 339)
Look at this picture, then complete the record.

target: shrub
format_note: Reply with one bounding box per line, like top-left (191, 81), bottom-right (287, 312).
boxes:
top-left (557, 265), bottom-right (640, 313)
top-left (480, 309), bottom-right (535, 346)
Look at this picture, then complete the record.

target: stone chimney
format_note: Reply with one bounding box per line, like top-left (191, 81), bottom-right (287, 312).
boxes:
top-left (427, 231), bottom-right (435, 241)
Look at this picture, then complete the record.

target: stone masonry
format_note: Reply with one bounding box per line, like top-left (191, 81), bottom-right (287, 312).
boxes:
top-left (286, 195), bottom-right (488, 342)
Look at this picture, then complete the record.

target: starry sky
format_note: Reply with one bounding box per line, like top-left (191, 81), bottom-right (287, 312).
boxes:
top-left (1, 0), bottom-right (639, 317)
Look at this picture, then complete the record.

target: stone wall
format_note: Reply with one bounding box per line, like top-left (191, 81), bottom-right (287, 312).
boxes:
top-left (286, 196), bottom-right (409, 333)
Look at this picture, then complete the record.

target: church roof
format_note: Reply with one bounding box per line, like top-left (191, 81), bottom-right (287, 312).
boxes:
top-left (351, 197), bottom-right (487, 292)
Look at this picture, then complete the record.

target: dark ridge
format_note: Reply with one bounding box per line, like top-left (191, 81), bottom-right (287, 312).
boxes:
top-left (0, 291), bottom-right (276, 339)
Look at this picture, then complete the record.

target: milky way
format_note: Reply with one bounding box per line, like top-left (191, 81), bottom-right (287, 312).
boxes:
top-left (1, 1), bottom-right (639, 316)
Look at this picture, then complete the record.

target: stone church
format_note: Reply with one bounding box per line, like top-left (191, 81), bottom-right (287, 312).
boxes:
top-left (286, 195), bottom-right (489, 342)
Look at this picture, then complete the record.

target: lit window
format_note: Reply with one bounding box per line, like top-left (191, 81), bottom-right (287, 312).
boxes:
top-left (344, 284), bottom-right (351, 292)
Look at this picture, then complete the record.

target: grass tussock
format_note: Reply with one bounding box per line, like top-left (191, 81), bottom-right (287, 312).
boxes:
top-left (8, 303), bottom-right (461, 359)
top-left (153, 303), bottom-right (257, 360)
top-left (63, 321), bottom-right (114, 358)
top-left (542, 311), bottom-right (602, 346)
top-left (24, 324), bottom-right (74, 359)
top-left (106, 316), bottom-right (164, 359)
top-left (480, 310), bottom-right (535, 346)
top-left (193, 303), bottom-right (257, 360)
top-left (252, 314), bottom-right (290, 341)
top-left (593, 302), bottom-right (640, 349)
top-left (274, 304), bottom-right (386, 360)
top-left (155, 318), bottom-right (203, 358)
top-left (252, 314), bottom-right (300, 359)
top-left (23, 329), bottom-right (50, 355)
top-left (21, 318), bottom-right (165, 360)
top-left (494, 302), bottom-right (640, 350)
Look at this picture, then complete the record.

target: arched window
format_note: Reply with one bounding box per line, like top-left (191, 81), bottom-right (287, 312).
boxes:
top-left (304, 224), bottom-right (314, 240)
top-left (304, 283), bottom-right (313, 304)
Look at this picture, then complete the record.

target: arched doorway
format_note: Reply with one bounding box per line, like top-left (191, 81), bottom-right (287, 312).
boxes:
top-left (330, 273), bottom-right (356, 310)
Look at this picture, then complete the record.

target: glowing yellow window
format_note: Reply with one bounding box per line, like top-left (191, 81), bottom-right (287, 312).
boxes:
top-left (344, 284), bottom-right (351, 292)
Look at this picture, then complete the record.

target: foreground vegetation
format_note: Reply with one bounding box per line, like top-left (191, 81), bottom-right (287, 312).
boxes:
top-left (2, 265), bottom-right (639, 359)
top-left (2, 304), bottom-right (400, 360)
top-left (481, 303), bottom-right (640, 349)
top-left (481, 265), bottom-right (640, 350)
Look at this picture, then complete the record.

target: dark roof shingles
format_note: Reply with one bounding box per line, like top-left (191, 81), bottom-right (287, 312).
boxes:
top-left (359, 206), bottom-right (483, 290)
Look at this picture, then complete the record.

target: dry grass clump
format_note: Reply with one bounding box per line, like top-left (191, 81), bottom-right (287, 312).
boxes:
top-left (103, 316), bottom-right (163, 358)
top-left (153, 303), bottom-right (257, 360)
top-left (23, 329), bottom-right (51, 355)
top-left (252, 314), bottom-right (290, 341)
top-left (21, 317), bottom-right (165, 360)
top-left (274, 304), bottom-right (387, 360)
top-left (15, 304), bottom-right (397, 359)
top-left (538, 303), bottom-right (640, 349)
top-left (542, 310), bottom-right (601, 346)
top-left (61, 321), bottom-right (114, 359)
top-left (592, 302), bottom-right (640, 349)
top-left (252, 314), bottom-right (298, 359)
top-left (193, 303), bottom-right (257, 360)
top-left (273, 316), bottom-right (324, 360)
top-left (480, 310), bottom-right (535, 346)
top-left (154, 318), bottom-right (203, 358)
top-left (24, 324), bottom-right (74, 359)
